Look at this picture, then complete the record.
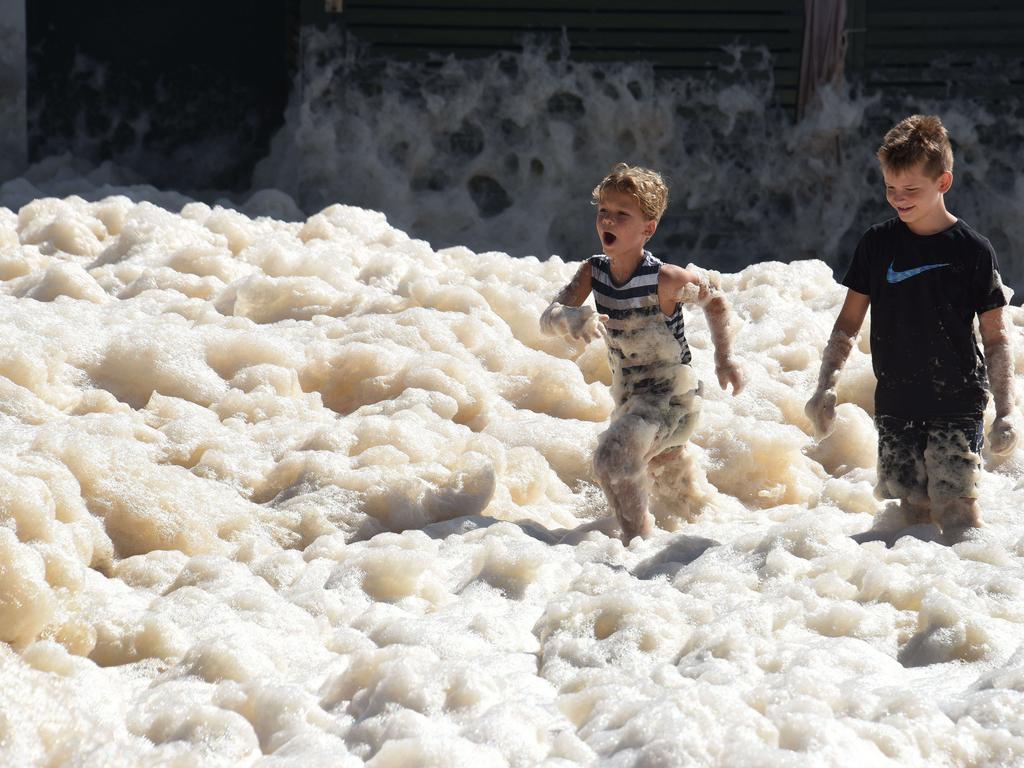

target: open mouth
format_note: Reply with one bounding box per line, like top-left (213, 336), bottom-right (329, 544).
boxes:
top-left (602, 231), bottom-right (617, 246)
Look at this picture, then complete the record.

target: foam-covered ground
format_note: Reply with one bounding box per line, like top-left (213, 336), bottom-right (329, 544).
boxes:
top-left (1, 197), bottom-right (1023, 767)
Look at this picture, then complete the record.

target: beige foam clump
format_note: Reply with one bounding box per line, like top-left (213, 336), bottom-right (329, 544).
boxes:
top-left (0, 344), bottom-right (82, 412)
top-left (40, 419), bottom-right (253, 558)
top-left (17, 196), bottom-right (106, 258)
top-left (701, 416), bottom-right (824, 508)
top-left (90, 195), bottom-right (134, 237)
top-left (118, 266), bottom-right (223, 301)
top-left (0, 243), bottom-right (47, 281)
top-left (0, 448), bottom-right (114, 651)
top-left (805, 403), bottom-right (877, 477)
top-left (86, 320), bottom-right (228, 409)
top-left (23, 262), bottom-right (108, 303)
top-left (0, 528), bottom-right (56, 645)
top-left (165, 242), bottom-right (248, 282)
top-left (298, 203), bottom-right (397, 247)
top-left (0, 206), bottom-right (18, 246)
top-left (233, 274), bottom-right (351, 323)
top-left (113, 550), bottom-right (190, 592)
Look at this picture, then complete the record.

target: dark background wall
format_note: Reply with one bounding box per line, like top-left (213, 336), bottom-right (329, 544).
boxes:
top-left (18, 1), bottom-right (1024, 193)
top-left (311, 0), bottom-right (1024, 109)
top-left (319, 1), bottom-right (807, 105)
top-left (26, 0), bottom-right (295, 191)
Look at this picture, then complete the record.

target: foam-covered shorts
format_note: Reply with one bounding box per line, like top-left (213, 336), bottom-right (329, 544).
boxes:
top-left (874, 414), bottom-right (983, 504)
top-left (607, 367), bottom-right (703, 462)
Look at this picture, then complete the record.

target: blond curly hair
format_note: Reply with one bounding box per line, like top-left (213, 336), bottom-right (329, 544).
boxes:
top-left (592, 163), bottom-right (669, 221)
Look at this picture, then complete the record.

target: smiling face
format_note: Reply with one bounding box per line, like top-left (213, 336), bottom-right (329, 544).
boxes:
top-left (883, 162), bottom-right (954, 235)
top-left (595, 189), bottom-right (657, 261)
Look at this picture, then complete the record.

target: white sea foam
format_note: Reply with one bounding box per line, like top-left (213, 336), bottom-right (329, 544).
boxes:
top-left (1, 197), bottom-right (1023, 766)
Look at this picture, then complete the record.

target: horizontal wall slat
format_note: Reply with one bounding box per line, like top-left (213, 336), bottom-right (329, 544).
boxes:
top-left (865, 10), bottom-right (1024, 26)
top-left (343, 10), bottom-right (803, 31)
top-left (343, 0), bottom-right (801, 11)
top-left (859, 0), bottom-right (1020, 9)
top-left (866, 28), bottom-right (1024, 45)
top-left (347, 27), bottom-right (800, 49)
top-left (356, 44), bottom-right (802, 68)
top-left (864, 48), bottom-right (1024, 65)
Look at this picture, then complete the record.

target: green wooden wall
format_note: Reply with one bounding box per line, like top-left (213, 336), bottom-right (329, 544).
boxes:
top-left (302, 1), bottom-right (1024, 109)
top-left (847, 0), bottom-right (1024, 98)
top-left (321, 1), bottom-right (806, 106)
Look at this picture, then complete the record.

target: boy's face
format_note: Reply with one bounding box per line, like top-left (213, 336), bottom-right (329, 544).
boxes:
top-left (883, 162), bottom-right (952, 229)
top-left (596, 189), bottom-right (657, 259)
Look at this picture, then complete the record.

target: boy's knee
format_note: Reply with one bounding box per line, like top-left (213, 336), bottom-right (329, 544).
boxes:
top-left (595, 422), bottom-right (650, 479)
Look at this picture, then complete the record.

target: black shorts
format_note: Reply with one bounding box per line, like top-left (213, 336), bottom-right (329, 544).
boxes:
top-left (874, 415), bottom-right (983, 504)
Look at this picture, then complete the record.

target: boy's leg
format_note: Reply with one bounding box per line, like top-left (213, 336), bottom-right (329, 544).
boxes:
top-left (648, 444), bottom-right (713, 525)
top-left (875, 416), bottom-right (929, 513)
top-left (593, 413), bottom-right (660, 543)
top-left (899, 497), bottom-right (932, 526)
top-left (924, 418), bottom-right (983, 541)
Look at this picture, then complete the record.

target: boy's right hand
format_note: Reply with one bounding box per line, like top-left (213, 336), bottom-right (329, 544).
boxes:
top-left (988, 415), bottom-right (1018, 456)
top-left (565, 305), bottom-right (608, 343)
top-left (541, 303), bottom-right (607, 343)
top-left (804, 388), bottom-right (837, 438)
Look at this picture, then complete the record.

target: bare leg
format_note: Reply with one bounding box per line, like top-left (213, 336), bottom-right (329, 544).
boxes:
top-left (648, 445), bottom-right (712, 526)
top-left (899, 497), bottom-right (932, 526)
top-left (594, 415), bottom-right (658, 543)
top-left (934, 496), bottom-right (982, 544)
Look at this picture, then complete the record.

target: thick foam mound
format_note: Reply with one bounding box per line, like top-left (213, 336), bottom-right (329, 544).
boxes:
top-left (1, 197), bottom-right (1022, 766)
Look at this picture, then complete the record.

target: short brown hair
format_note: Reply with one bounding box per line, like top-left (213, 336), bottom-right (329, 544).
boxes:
top-left (877, 114), bottom-right (953, 178)
top-left (592, 163), bottom-right (669, 221)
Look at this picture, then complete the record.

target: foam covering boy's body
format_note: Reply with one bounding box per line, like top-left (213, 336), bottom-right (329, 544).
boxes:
top-left (540, 164), bottom-right (744, 541)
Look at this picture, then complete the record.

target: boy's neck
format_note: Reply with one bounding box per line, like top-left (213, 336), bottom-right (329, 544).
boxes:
top-left (608, 247), bottom-right (646, 277)
top-left (906, 202), bottom-right (957, 236)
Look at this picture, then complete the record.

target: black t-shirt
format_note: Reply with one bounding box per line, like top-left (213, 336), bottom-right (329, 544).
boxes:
top-left (842, 217), bottom-right (1007, 418)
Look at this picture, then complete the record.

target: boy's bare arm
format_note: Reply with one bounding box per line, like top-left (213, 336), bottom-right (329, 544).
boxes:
top-left (979, 306), bottom-right (1017, 455)
top-left (662, 264), bottom-right (745, 394)
top-left (539, 261), bottom-right (607, 342)
top-left (805, 289), bottom-right (869, 438)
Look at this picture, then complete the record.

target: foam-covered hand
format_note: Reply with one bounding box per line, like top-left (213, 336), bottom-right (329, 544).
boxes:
top-left (539, 302), bottom-right (607, 343)
top-left (715, 356), bottom-right (745, 395)
top-left (804, 388), bottom-right (837, 438)
top-left (988, 415), bottom-right (1018, 456)
top-left (563, 305), bottom-right (607, 343)
top-left (805, 327), bottom-right (855, 440)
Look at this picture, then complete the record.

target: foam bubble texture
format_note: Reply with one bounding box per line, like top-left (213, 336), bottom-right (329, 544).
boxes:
top-left (0, 197), bottom-right (1022, 765)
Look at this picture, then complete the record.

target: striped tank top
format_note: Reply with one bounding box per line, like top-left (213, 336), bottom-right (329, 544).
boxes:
top-left (590, 251), bottom-right (692, 401)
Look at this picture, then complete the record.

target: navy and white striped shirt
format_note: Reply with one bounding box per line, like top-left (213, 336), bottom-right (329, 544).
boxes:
top-left (590, 251), bottom-right (692, 401)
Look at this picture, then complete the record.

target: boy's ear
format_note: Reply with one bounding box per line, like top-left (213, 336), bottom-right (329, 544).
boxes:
top-left (644, 219), bottom-right (658, 239)
top-left (938, 171), bottom-right (953, 193)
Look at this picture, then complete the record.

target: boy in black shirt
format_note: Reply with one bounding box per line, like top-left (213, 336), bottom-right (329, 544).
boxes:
top-left (805, 114), bottom-right (1017, 543)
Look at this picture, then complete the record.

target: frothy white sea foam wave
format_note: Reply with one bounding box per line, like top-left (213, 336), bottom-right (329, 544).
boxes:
top-left (1, 197), bottom-right (1023, 766)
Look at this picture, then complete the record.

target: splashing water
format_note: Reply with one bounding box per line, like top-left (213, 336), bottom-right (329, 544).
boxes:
top-left (253, 31), bottom-right (1024, 298)
top-left (3, 30), bottom-right (1022, 299)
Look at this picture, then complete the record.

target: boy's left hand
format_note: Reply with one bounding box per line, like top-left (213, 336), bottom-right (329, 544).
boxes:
top-left (715, 357), bottom-right (745, 395)
top-left (988, 415), bottom-right (1018, 455)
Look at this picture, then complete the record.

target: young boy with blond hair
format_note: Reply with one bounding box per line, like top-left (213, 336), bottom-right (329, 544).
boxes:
top-left (805, 114), bottom-right (1017, 543)
top-left (539, 163), bottom-right (745, 542)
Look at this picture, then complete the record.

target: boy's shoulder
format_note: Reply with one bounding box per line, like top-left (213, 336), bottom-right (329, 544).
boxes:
top-left (946, 218), bottom-right (996, 257)
top-left (861, 217), bottom-right (995, 258)
top-left (861, 216), bottom-right (900, 241)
